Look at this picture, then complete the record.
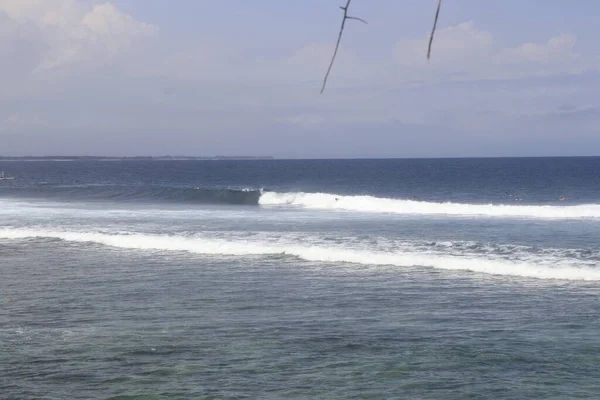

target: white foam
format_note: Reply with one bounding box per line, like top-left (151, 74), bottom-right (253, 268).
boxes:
top-left (259, 191), bottom-right (600, 219)
top-left (2, 228), bottom-right (599, 281)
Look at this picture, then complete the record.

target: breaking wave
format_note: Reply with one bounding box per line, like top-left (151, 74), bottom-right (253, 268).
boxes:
top-left (2, 185), bottom-right (600, 219)
top-left (2, 228), bottom-right (599, 281)
top-left (259, 192), bottom-right (600, 219)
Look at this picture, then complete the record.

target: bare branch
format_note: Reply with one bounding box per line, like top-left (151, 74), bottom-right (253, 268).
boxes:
top-left (346, 16), bottom-right (368, 24)
top-left (320, 0), bottom-right (366, 94)
top-left (427, 0), bottom-right (442, 60)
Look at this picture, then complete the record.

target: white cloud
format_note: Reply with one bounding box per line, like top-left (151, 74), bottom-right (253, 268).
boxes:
top-left (0, 0), bottom-right (81, 27)
top-left (500, 34), bottom-right (578, 64)
top-left (39, 4), bottom-right (157, 71)
top-left (1, 3), bottom-right (600, 156)
top-left (81, 3), bottom-right (156, 37)
top-left (0, 0), bottom-right (158, 74)
top-left (0, 11), bottom-right (48, 94)
top-left (393, 22), bottom-right (593, 82)
top-left (395, 21), bottom-right (493, 67)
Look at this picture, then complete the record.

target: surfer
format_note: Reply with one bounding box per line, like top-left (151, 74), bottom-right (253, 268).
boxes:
top-left (560, 196), bottom-right (567, 201)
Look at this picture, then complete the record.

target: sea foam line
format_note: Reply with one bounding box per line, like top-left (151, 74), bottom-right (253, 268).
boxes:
top-left (259, 191), bottom-right (600, 219)
top-left (2, 229), bottom-right (599, 281)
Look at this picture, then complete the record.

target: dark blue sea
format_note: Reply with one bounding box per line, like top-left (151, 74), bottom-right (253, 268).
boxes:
top-left (1, 157), bottom-right (600, 399)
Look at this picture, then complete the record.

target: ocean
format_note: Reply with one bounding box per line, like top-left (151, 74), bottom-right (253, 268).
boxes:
top-left (1, 157), bottom-right (599, 399)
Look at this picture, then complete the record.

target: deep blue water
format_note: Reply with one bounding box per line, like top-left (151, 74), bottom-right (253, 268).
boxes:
top-left (1, 158), bottom-right (600, 399)
top-left (3, 157), bottom-right (600, 204)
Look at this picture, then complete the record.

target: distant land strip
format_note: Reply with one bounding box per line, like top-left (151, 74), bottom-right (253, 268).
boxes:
top-left (0, 156), bottom-right (275, 161)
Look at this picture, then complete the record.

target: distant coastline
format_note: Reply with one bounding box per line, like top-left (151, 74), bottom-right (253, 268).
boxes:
top-left (0, 156), bottom-right (275, 161)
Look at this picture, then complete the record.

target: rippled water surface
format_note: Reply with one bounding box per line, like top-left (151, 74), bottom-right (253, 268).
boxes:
top-left (1, 158), bottom-right (600, 399)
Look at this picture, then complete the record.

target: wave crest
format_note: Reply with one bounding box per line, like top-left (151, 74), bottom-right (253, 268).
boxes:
top-left (259, 191), bottom-right (600, 219)
top-left (2, 229), bottom-right (599, 281)
top-left (4, 186), bottom-right (600, 219)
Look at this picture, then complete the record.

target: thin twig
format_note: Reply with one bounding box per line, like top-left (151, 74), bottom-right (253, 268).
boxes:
top-left (346, 16), bottom-right (368, 24)
top-left (427, 0), bottom-right (442, 60)
top-left (320, 0), bottom-right (367, 94)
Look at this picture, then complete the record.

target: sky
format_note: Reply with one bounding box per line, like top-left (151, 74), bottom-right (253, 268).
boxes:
top-left (1, 0), bottom-right (600, 158)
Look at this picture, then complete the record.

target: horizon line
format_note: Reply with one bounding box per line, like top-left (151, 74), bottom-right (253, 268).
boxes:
top-left (1, 155), bottom-right (600, 160)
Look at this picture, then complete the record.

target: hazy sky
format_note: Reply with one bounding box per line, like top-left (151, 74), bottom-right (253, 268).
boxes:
top-left (2, 0), bottom-right (600, 158)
